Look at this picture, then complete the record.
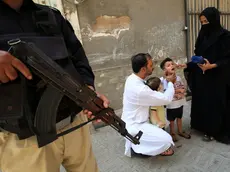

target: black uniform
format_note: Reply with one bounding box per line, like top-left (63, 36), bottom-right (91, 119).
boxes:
top-left (0, 0), bottom-right (95, 142)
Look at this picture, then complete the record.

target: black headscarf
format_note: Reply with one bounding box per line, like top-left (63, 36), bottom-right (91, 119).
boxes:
top-left (195, 7), bottom-right (224, 55)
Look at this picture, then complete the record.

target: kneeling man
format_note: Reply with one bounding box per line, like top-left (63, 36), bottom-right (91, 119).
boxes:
top-left (121, 53), bottom-right (175, 157)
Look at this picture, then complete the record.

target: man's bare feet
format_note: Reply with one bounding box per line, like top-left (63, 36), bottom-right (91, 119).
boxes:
top-left (171, 133), bottom-right (178, 142)
top-left (160, 147), bottom-right (174, 156)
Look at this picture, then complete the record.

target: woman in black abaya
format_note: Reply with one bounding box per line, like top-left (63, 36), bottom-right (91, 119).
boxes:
top-left (184, 7), bottom-right (230, 143)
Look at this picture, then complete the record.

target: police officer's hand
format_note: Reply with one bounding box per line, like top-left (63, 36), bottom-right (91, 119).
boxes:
top-left (83, 86), bottom-right (110, 118)
top-left (0, 50), bottom-right (32, 83)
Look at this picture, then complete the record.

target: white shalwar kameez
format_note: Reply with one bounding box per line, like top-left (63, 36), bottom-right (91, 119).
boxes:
top-left (121, 74), bottom-right (175, 157)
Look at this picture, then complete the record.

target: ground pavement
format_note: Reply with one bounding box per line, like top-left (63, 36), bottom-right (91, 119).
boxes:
top-left (61, 100), bottom-right (230, 172)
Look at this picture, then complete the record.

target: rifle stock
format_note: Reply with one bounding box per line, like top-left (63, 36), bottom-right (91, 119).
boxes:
top-left (7, 39), bottom-right (143, 147)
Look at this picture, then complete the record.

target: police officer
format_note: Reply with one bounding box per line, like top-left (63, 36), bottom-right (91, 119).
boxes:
top-left (0, 0), bottom-right (109, 171)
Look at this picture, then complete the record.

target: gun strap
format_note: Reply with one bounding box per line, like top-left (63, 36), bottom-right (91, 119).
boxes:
top-left (57, 117), bottom-right (95, 137)
top-left (57, 108), bottom-right (111, 137)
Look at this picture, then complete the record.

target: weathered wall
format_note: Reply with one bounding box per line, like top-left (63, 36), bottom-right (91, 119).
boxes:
top-left (76, 0), bottom-right (187, 110)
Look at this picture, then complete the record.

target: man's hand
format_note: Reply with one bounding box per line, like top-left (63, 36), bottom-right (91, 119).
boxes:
top-left (198, 58), bottom-right (217, 73)
top-left (164, 71), bottom-right (176, 83)
top-left (83, 86), bottom-right (110, 120)
top-left (0, 50), bottom-right (32, 83)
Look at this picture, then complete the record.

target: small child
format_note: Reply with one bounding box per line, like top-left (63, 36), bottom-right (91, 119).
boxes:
top-left (146, 77), bottom-right (166, 129)
top-left (160, 57), bottom-right (191, 142)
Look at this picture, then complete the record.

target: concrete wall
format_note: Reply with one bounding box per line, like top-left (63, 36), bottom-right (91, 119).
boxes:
top-left (76, 0), bottom-right (187, 110)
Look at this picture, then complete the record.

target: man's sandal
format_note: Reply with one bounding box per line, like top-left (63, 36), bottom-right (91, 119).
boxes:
top-left (131, 148), bottom-right (151, 158)
top-left (178, 131), bottom-right (191, 139)
top-left (160, 147), bottom-right (174, 156)
top-left (171, 133), bottom-right (178, 142)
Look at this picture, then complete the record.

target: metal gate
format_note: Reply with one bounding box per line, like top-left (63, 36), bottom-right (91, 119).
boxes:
top-left (185, 0), bottom-right (230, 59)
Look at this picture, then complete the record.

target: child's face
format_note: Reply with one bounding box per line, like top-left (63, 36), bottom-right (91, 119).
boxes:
top-left (164, 61), bottom-right (176, 74)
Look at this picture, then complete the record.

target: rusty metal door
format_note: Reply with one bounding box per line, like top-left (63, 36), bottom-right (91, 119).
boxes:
top-left (184, 0), bottom-right (230, 59)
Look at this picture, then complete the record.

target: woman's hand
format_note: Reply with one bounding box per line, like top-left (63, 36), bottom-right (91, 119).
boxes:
top-left (198, 59), bottom-right (217, 73)
top-left (176, 63), bottom-right (187, 69)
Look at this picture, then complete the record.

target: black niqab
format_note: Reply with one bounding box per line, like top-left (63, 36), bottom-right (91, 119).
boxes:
top-left (195, 7), bottom-right (224, 55)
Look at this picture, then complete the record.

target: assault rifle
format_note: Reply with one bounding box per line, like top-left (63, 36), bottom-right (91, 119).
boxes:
top-left (7, 39), bottom-right (143, 147)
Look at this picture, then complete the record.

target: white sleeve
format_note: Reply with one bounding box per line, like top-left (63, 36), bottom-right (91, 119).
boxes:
top-left (138, 82), bottom-right (175, 106)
